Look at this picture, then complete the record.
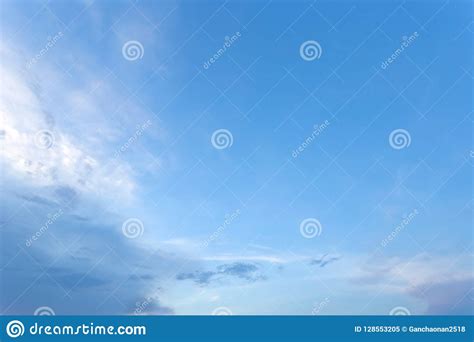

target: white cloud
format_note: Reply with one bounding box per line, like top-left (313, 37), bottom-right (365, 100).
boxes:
top-left (0, 46), bottom-right (136, 204)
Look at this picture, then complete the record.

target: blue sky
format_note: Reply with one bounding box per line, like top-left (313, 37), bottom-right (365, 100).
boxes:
top-left (0, 0), bottom-right (472, 315)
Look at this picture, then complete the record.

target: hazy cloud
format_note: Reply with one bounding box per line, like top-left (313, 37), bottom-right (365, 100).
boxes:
top-left (310, 254), bottom-right (341, 268)
top-left (176, 262), bottom-right (266, 286)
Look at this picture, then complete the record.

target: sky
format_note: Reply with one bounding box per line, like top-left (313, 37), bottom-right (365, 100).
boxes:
top-left (0, 0), bottom-right (472, 315)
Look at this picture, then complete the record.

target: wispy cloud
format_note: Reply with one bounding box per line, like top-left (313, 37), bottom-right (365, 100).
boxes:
top-left (309, 254), bottom-right (341, 268)
top-left (176, 262), bottom-right (266, 286)
top-left (200, 255), bottom-right (286, 264)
